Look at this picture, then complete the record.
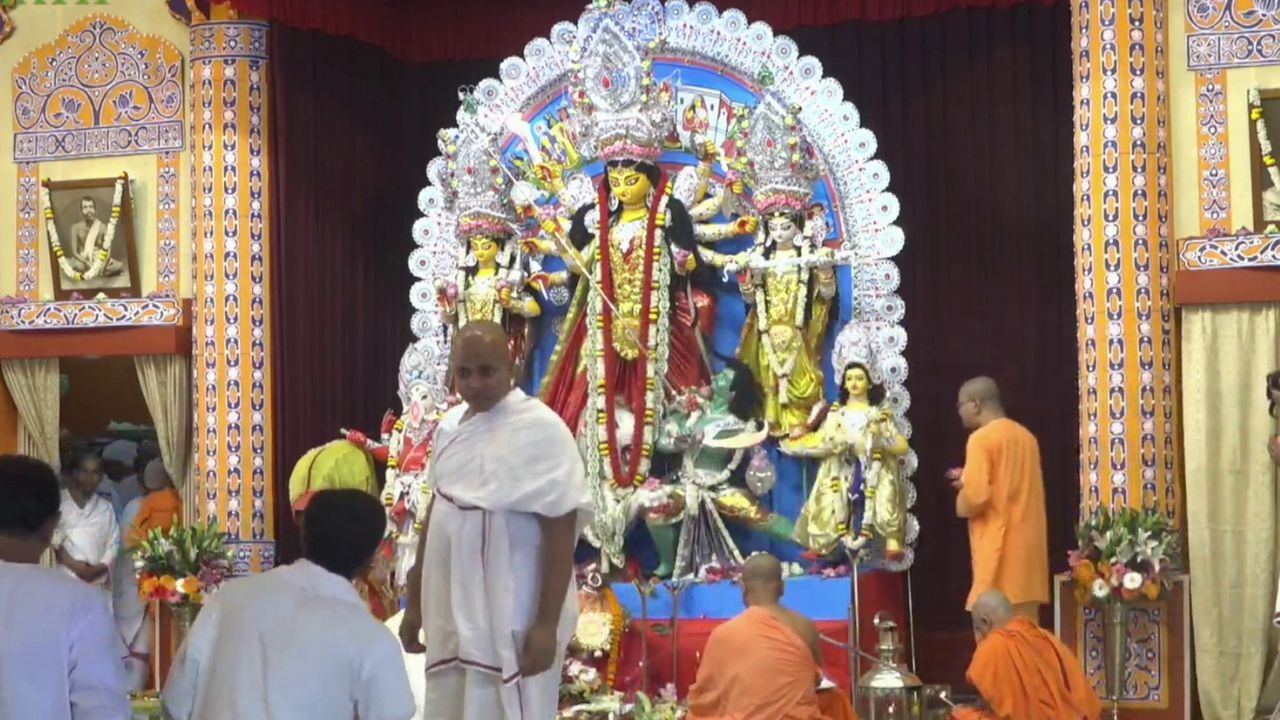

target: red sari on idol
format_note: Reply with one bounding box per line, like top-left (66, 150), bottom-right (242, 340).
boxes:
top-left (540, 173), bottom-right (711, 488)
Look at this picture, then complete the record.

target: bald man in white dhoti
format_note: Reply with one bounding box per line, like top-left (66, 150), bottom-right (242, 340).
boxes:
top-left (399, 321), bottom-right (590, 720)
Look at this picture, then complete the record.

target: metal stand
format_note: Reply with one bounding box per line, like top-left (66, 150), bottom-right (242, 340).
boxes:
top-left (637, 580), bottom-right (650, 696)
top-left (906, 565), bottom-right (917, 671)
top-left (670, 582), bottom-right (686, 689)
top-left (849, 551), bottom-right (862, 708)
top-left (150, 602), bottom-right (161, 692)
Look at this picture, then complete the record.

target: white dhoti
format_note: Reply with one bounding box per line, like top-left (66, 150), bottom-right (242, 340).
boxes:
top-left (115, 496), bottom-right (151, 691)
top-left (418, 390), bottom-right (590, 720)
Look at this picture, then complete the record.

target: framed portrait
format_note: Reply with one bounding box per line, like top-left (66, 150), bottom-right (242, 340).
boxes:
top-left (1249, 89), bottom-right (1280, 232)
top-left (40, 174), bottom-right (140, 301)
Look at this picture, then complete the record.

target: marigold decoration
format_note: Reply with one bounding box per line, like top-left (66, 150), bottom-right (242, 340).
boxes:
top-left (133, 523), bottom-right (231, 607)
top-left (1067, 507), bottom-right (1179, 606)
top-left (40, 174), bottom-right (127, 282)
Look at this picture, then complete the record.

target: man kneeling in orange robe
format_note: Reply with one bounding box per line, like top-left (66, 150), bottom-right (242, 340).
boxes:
top-left (687, 554), bottom-right (856, 720)
top-left (952, 590), bottom-right (1100, 720)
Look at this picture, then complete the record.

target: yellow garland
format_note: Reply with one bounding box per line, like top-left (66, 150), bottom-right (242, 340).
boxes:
top-left (604, 587), bottom-right (625, 687)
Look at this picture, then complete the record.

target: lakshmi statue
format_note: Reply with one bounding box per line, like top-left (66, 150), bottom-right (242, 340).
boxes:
top-left (699, 97), bottom-right (837, 437)
top-left (536, 29), bottom-right (721, 570)
top-left (434, 119), bottom-right (543, 374)
top-left (782, 359), bottom-right (909, 559)
top-left (652, 358), bottom-right (794, 580)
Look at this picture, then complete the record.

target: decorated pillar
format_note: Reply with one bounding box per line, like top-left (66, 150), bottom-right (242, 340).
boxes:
top-left (189, 14), bottom-right (275, 575)
top-left (1072, 0), bottom-right (1178, 519)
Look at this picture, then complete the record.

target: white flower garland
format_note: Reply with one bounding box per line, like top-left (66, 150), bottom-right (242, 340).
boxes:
top-left (41, 175), bottom-right (126, 282)
top-left (583, 201), bottom-right (673, 569)
top-left (1250, 87), bottom-right (1280, 192)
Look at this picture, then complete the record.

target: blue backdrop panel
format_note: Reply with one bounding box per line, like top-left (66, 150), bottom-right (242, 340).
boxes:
top-left (612, 576), bottom-right (852, 622)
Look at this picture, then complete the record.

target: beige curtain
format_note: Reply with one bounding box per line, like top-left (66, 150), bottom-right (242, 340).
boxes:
top-left (1182, 303), bottom-right (1280, 719)
top-left (133, 355), bottom-right (192, 518)
top-left (0, 358), bottom-right (61, 469)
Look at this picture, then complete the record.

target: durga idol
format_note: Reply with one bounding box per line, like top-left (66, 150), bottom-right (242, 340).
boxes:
top-left (539, 29), bottom-right (714, 569)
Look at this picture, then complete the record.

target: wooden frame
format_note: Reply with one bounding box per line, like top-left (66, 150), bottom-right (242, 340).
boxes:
top-left (42, 175), bottom-right (141, 301)
top-left (1248, 89), bottom-right (1280, 232)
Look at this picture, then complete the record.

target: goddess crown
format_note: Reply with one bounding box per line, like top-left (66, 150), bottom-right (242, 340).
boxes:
top-left (742, 94), bottom-right (819, 216)
top-left (566, 14), bottom-right (674, 164)
top-left (439, 115), bottom-right (515, 240)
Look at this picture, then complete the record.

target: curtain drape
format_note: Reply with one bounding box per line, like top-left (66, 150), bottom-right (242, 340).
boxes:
top-left (265, 4), bottom-right (1076, 688)
top-left (133, 355), bottom-right (192, 522)
top-left (229, 0), bottom-right (1062, 63)
top-left (266, 25), bottom-right (491, 562)
top-left (788, 6), bottom-right (1077, 671)
top-left (0, 358), bottom-right (61, 470)
top-left (1182, 303), bottom-right (1280, 719)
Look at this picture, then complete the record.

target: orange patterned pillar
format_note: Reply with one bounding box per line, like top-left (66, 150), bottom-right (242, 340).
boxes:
top-left (189, 15), bottom-right (275, 574)
top-left (1072, 0), bottom-right (1178, 519)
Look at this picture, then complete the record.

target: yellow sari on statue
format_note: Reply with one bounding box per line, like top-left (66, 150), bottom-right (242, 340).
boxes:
top-left (739, 260), bottom-right (834, 438)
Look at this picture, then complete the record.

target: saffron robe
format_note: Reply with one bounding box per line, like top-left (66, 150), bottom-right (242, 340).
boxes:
top-left (127, 487), bottom-right (182, 547)
top-left (952, 617), bottom-right (1101, 720)
top-left (420, 389), bottom-right (591, 720)
top-left (687, 606), bottom-right (837, 720)
top-left (958, 418), bottom-right (1049, 610)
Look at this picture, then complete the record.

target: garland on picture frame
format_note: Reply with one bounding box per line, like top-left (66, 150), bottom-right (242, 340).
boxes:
top-left (1248, 87), bottom-right (1280, 233)
top-left (40, 173), bottom-right (127, 282)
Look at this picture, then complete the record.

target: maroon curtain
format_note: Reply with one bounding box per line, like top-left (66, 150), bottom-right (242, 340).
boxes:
top-left (266, 25), bottom-right (490, 560)
top-left (786, 4), bottom-right (1077, 682)
top-left (231, 0), bottom-right (1062, 63)
top-left (267, 3), bottom-right (1076, 688)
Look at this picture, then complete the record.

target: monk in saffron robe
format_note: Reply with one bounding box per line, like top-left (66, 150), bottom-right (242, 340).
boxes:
top-left (687, 554), bottom-right (857, 720)
top-left (950, 377), bottom-right (1049, 621)
top-left (127, 459), bottom-right (182, 547)
top-left (952, 590), bottom-right (1100, 720)
top-left (400, 321), bottom-right (591, 720)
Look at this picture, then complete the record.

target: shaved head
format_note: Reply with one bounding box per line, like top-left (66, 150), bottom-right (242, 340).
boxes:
top-left (971, 589), bottom-right (1014, 641)
top-left (960, 377), bottom-right (1001, 404)
top-left (452, 321), bottom-right (513, 412)
top-left (142, 458), bottom-right (172, 491)
top-left (741, 553), bottom-right (784, 605)
top-left (957, 376), bottom-right (1005, 430)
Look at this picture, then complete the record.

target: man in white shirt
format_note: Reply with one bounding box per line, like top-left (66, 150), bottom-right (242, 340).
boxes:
top-left (55, 451), bottom-right (119, 593)
top-left (163, 489), bottom-right (416, 720)
top-left (0, 454), bottom-right (130, 720)
top-left (400, 321), bottom-right (591, 720)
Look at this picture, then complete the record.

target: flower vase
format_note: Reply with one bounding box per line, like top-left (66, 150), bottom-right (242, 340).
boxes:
top-left (1101, 601), bottom-right (1128, 720)
top-left (172, 603), bottom-right (201, 647)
